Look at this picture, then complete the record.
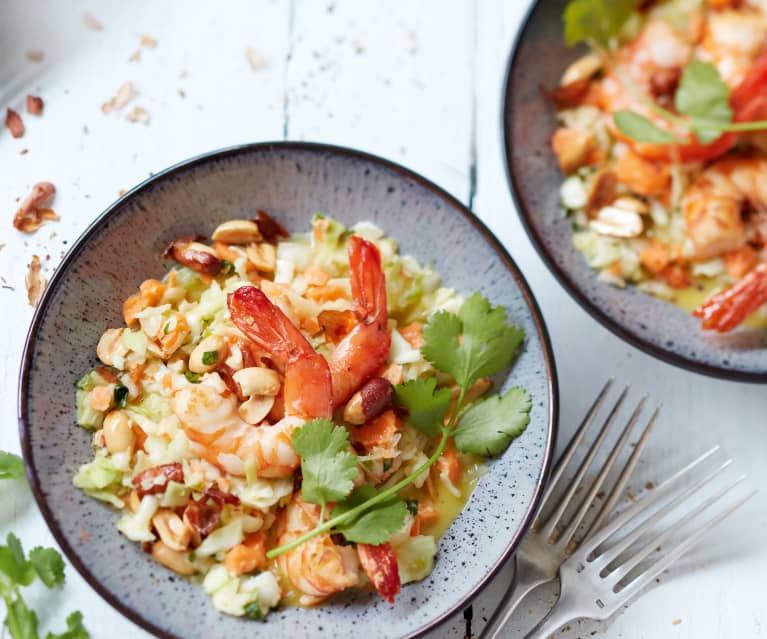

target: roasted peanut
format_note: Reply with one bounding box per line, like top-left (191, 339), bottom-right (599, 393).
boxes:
top-left (238, 395), bottom-right (275, 425)
top-left (152, 510), bottom-right (192, 551)
top-left (245, 243), bottom-right (277, 273)
top-left (151, 540), bottom-right (196, 576)
top-left (211, 220), bottom-right (262, 244)
top-left (103, 410), bottom-right (135, 454)
top-left (96, 328), bottom-right (124, 366)
top-left (188, 335), bottom-right (228, 374)
top-left (561, 52), bottom-right (602, 86)
top-left (343, 377), bottom-right (394, 425)
top-left (232, 367), bottom-right (280, 397)
top-left (163, 239), bottom-right (221, 276)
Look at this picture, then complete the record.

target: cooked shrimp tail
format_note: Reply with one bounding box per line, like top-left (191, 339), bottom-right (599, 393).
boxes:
top-left (329, 237), bottom-right (391, 406)
top-left (228, 286), bottom-right (333, 419)
top-left (693, 264), bottom-right (767, 332)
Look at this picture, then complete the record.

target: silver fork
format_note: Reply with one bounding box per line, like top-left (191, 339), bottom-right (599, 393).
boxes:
top-left (524, 450), bottom-right (755, 638)
top-left (481, 379), bottom-right (660, 639)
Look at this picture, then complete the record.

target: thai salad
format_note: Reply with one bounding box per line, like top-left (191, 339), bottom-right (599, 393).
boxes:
top-left (552, 0), bottom-right (767, 332)
top-left (72, 212), bottom-right (532, 620)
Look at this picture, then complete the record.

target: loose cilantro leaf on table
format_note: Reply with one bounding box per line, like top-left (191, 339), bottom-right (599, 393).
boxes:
top-left (393, 378), bottom-right (451, 438)
top-left (292, 419), bottom-right (357, 508)
top-left (331, 485), bottom-right (408, 545)
top-left (454, 388), bottom-right (532, 456)
top-left (0, 453), bottom-right (25, 481)
top-left (563, 0), bottom-right (637, 48)
top-left (0, 534), bottom-right (89, 639)
top-left (422, 292), bottom-right (524, 391)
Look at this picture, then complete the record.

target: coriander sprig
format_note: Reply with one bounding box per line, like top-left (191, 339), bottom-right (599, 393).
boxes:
top-left (267, 293), bottom-right (532, 559)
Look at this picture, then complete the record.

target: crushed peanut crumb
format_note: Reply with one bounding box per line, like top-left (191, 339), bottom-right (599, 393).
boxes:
top-left (82, 12), bottom-right (103, 31)
top-left (672, 618), bottom-right (682, 626)
top-left (101, 81), bottom-right (135, 113)
top-left (25, 255), bottom-right (45, 307)
top-left (141, 33), bottom-right (158, 48)
top-left (246, 47), bottom-right (267, 70)
top-left (126, 106), bottom-right (150, 124)
top-left (5, 108), bottom-right (24, 138)
top-left (26, 49), bottom-right (44, 63)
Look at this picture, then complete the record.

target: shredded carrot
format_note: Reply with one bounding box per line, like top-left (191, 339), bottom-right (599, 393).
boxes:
top-left (139, 278), bottom-right (166, 305)
top-left (305, 283), bottom-right (347, 303)
top-left (615, 151), bottom-right (670, 197)
top-left (639, 239), bottom-right (671, 274)
top-left (300, 315), bottom-right (322, 336)
top-left (161, 374), bottom-right (173, 392)
top-left (350, 410), bottom-right (401, 448)
top-left (224, 532), bottom-right (267, 576)
top-left (723, 245), bottom-right (759, 279)
top-left (436, 446), bottom-right (461, 485)
top-left (606, 260), bottom-right (623, 277)
top-left (660, 264), bottom-right (691, 289)
top-left (399, 321), bottom-right (424, 348)
top-left (213, 241), bottom-right (242, 264)
top-left (123, 293), bottom-right (147, 327)
top-left (303, 264), bottom-right (330, 287)
top-left (412, 497), bottom-right (438, 536)
top-left (132, 425), bottom-right (148, 452)
top-left (89, 385), bottom-right (113, 412)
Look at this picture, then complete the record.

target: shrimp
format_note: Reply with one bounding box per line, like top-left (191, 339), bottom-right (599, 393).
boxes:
top-left (275, 493), bottom-right (359, 605)
top-left (694, 264), bottom-right (767, 331)
top-left (170, 375), bottom-right (303, 477)
top-left (228, 236), bottom-right (391, 409)
top-left (698, 7), bottom-right (767, 89)
top-left (682, 157), bottom-right (767, 260)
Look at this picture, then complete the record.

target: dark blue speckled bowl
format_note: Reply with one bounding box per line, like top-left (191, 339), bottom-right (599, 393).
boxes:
top-left (18, 142), bottom-right (557, 639)
top-left (504, 0), bottom-right (767, 382)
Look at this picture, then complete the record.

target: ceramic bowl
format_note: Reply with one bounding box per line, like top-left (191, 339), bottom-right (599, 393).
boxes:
top-left (504, 0), bottom-right (767, 382)
top-left (18, 142), bottom-right (557, 638)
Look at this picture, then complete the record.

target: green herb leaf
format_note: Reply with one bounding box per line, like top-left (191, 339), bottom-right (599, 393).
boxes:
top-left (421, 292), bottom-right (525, 391)
top-left (331, 485), bottom-right (408, 545)
top-left (563, 0), bottom-right (637, 48)
top-left (613, 111), bottom-right (678, 143)
top-left (5, 596), bottom-right (38, 639)
top-left (393, 378), bottom-right (452, 438)
top-left (453, 387), bottom-right (532, 456)
top-left (201, 350), bottom-right (218, 366)
top-left (244, 602), bottom-right (263, 621)
top-left (184, 371), bottom-right (201, 384)
top-left (292, 419), bottom-right (358, 507)
top-left (29, 547), bottom-right (65, 588)
top-left (0, 452), bottom-right (25, 480)
top-left (0, 534), bottom-right (35, 586)
top-left (113, 384), bottom-right (129, 409)
top-left (45, 611), bottom-right (89, 639)
top-left (220, 259), bottom-right (236, 276)
top-left (675, 60), bottom-right (732, 143)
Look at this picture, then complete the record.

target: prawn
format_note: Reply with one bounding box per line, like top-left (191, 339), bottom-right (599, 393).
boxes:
top-left (228, 235), bottom-right (391, 409)
top-left (694, 264), bottom-right (767, 332)
top-left (682, 156), bottom-right (767, 260)
top-left (275, 493), bottom-right (359, 605)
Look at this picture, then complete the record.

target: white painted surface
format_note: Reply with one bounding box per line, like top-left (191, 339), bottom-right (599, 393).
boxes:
top-left (0, 1), bottom-right (763, 637)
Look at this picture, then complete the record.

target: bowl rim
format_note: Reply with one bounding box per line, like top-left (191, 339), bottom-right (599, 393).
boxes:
top-left (18, 140), bottom-right (559, 639)
top-left (502, 1), bottom-right (767, 384)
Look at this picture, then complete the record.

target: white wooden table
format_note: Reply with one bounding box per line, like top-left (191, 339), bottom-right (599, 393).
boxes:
top-left (1, 1), bottom-right (764, 637)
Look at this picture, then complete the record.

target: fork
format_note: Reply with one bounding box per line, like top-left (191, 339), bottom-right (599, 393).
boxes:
top-left (481, 379), bottom-right (660, 639)
top-left (522, 449), bottom-right (755, 638)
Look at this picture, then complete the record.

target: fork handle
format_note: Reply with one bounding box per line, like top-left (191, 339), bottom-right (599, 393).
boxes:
top-left (479, 557), bottom-right (552, 639)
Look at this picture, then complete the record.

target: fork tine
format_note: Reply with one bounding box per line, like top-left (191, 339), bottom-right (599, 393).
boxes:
top-left (594, 458), bottom-right (732, 567)
top-left (584, 405), bottom-right (660, 539)
top-left (540, 386), bottom-right (628, 539)
top-left (539, 378), bottom-right (614, 508)
top-left (574, 446), bottom-right (721, 558)
top-left (607, 475), bottom-right (745, 584)
top-left (613, 489), bottom-right (756, 603)
top-left (559, 396), bottom-right (647, 546)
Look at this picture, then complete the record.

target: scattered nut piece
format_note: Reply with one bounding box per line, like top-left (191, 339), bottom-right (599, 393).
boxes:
top-left (212, 219), bottom-right (262, 244)
top-left (590, 206), bottom-right (644, 238)
top-left (101, 81), bottom-right (135, 113)
top-left (343, 377), bottom-right (393, 425)
top-left (26, 50), bottom-right (44, 63)
top-left (20, 149), bottom-right (28, 155)
top-left (561, 52), bottom-right (603, 86)
top-left (25, 255), bottom-right (45, 307)
top-left (126, 106), bottom-right (150, 124)
top-left (141, 33), bottom-right (158, 48)
top-left (246, 47), bottom-right (267, 70)
top-left (585, 169), bottom-right (618, 217)
top-left (82, 12), bottom-right (104, 31)
top-left (26, 95), bottom-right (43, 115)
top-left (672, 618), bottom-right (682, 626)
top-left (163, 238), bottom-right (221, 275)
top-left (612, 196), bottom-right (649, 215)
top-left (239, 395), bottom-right (275, 425)
top-left (255, 209), bottom-right (290, 243)
top-left (13, 182), bottom-right (58, 233)
top-left (128, 50), bottom-right (141, 62)
top-left (5, 108), bottom-right (24, 138)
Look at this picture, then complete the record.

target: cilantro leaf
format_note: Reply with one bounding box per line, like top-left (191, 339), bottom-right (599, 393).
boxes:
top-left (243, 602), bottom-right (263, 622)
top-left (29, 547), bottom-right (65, 588)
top-left (0, 534), bottom-right (34, 587)
top-left (453, 387), bottom-right (532, 456)
top-left (0, 452), bottom-right (25, 480)
top-left (613, 111), bottom-right (678, 143)
top-left (563, 0), bottom-right (637, 48)
top-left (421, 293), bottom-right (524, 391)
top-left (331, 485), bottom-right (408, 545)
top-left (5, 596), bottom-right (38, 639)
top-left (46, 611), bottom-right (89, 639)
top-left (292, 419), bottom-right (357, 507)
top-left (393, 378), bottom-right (452, 438)
top-left (675, 60), bottom-right (732, 143)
